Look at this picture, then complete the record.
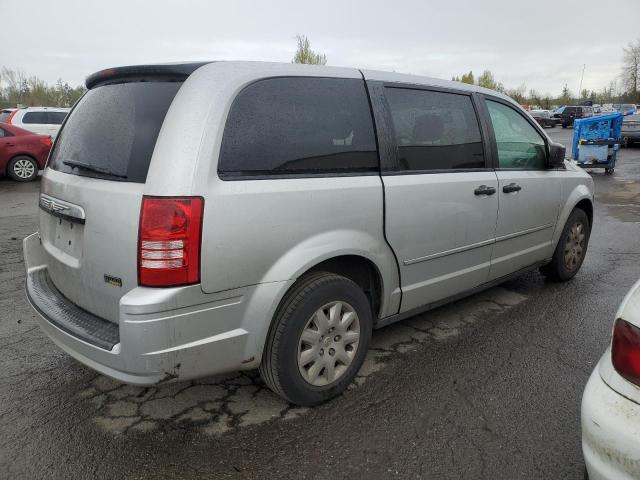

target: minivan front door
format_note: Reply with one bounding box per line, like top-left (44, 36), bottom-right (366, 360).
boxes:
top-left (375, 85), bottom-right (499, 313)
top-left (483, 99), bottom-right (562, 280)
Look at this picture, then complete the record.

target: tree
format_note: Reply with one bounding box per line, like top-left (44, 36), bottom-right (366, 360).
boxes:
top-left (579, 88), bottom-right (590, 103)
top-left (559, 84), bottom-right (572, 105)
top-left (477, 70), bottom-right (503, 91)
top-left (622, 39), bottom-right (640, 102)
top-left (528, 88), bottom-right (541, 106)
top-left (292, 35), bottom-right (327, 65)
top-left (0, 67), bottom-right (85, 108)
top-left (505, 83), bottom-right (527, 104)
top-left (460, 71), bottom-right (474, 84)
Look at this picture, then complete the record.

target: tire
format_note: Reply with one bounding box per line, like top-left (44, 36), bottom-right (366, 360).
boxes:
top-left (8, 156), bottom-right (38, 181)
top-left (259, 272), bottom-right (373, 406)
top-left (605, 167), bottom-right (614, 175)
top-left (540, 208), bottom-right (590, 281)
top-left (562, 124), bottom-right (567, 129)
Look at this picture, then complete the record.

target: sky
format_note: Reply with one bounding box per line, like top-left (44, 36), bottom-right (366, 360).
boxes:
top-left (2, 0), bottom-right (638, 96)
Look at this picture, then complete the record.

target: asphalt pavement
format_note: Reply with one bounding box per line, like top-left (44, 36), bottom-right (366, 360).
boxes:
top-left (1, 128), bottom-right (639, 479)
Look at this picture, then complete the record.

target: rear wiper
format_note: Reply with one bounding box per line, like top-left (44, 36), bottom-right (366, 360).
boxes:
top-left (62, 160), bottom-right (128, 179)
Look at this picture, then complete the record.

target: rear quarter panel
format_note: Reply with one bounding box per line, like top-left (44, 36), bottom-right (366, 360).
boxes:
top-left (145, 62), bottom-right (401, 318)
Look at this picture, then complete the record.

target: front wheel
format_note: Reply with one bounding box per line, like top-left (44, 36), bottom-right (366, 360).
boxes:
top-left (259, 272), bottom-right (372, 406)
top-left (8, 156), bottom-right (38, 181)
top-left (540, 208), bottom-right (590, 281)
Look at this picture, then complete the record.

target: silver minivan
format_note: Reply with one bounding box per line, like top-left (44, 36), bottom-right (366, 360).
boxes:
top-left (24, 61), bottom-right (594, 405)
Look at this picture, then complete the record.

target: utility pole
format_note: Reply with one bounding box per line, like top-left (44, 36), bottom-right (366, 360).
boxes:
top-left (578, 64), bottom-right (586, 102)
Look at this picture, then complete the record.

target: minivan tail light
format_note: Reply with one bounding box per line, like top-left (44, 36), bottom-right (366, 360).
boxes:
top-left (138, 196), bottom-right (204, 287)
top-left (611, 318), bottom-right (640, 387)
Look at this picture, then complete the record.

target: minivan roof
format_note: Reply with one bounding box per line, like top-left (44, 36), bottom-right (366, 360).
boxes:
top-left (85, 61), bottom-right (514, 103)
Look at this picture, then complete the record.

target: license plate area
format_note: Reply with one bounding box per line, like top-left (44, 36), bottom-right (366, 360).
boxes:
top-left (51, 216), bottom-right (84, 260)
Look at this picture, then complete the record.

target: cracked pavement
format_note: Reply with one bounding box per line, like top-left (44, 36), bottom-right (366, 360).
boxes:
top-left (1, 129), bottom-right (639, 479)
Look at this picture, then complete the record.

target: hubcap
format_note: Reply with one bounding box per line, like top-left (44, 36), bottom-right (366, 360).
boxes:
top-left (564, 222), bottom-right (585, 271)
top-left (297, 301), bottom-right (360, 387)
top-left (13, 159), bottom-right (35, 179)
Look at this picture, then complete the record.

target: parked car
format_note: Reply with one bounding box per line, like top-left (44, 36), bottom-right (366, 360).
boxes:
top-left (0, 123), bottom-right (52, 181)
top-left (582, 279), bottom-right (640, 479)
top-left (0, 108), bottom-right (17, 123)
top-left (529, 110), bottom-right (557, 128)
top-left (23, 62), bottom-right (594, 406)
top-left (612, 104), bottom-right (638, 116)
top-left (4, 107), bottom-right (69, 138)
top-left (561, 106), bottom-right (594, 128)
top-left (552, 106), bottom-right (566, 119)
top-left (622, 113), bottom-right (640, 146)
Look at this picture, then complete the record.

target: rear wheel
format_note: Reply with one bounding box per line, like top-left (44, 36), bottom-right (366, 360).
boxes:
top-left (605, 167), bottom-right (614, 175)
top-left (540, 208), bottom-right (590, 281)
top-left (259, 272), bottom-right (372, 406)
top-left (8, 156), bottom-right (38, 181)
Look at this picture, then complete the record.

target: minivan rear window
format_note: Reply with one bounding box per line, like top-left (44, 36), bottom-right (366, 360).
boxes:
top-left (0, 110), bottom-right (13, 123)
top-left (48, 81), bottom-right (182, 182)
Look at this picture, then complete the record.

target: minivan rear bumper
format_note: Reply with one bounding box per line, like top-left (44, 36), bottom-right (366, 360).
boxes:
top-left (24, 232), bottom-right (289, 384)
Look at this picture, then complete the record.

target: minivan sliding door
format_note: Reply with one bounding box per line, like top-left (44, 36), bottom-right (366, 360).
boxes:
top-left (370, 83), bottom-right (499, 313)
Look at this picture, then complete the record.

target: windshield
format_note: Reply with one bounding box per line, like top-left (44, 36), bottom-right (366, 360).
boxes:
top-left (48, 81), bottom-right (182, 182)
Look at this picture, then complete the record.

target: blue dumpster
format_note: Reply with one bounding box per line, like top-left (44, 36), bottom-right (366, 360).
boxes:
top-left (571, 112), bottom-right (623, 174)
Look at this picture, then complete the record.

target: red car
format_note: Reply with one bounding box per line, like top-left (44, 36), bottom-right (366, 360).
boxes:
top-left (0, 123), bottom-right (52, 181)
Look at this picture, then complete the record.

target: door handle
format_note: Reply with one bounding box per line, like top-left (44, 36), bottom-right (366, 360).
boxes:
top-left (503, 183), bottom-right (522, 193)
top-left (474, 185), bottom-right (496, 196)
top-left (5, 143), bottom-right (15, 147)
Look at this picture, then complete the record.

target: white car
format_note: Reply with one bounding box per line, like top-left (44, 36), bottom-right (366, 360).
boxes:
top-left (582, 279), bottom-right (640, 479)
top-left (3, 107), bottom-right (69, 137)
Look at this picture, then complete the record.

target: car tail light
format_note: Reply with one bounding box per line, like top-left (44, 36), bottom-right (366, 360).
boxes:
top-left (6, 110), bottom-right (17, 124)
top-left (39, 136), bottom-right (52, 148)
top-left (138, 196), bottom-right (204, 287)
top-left (612, 318), bottom-right (640, 387)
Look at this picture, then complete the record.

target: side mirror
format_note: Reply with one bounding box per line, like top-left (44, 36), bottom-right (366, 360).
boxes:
top-left (547, 142), bottom-right (566, 168)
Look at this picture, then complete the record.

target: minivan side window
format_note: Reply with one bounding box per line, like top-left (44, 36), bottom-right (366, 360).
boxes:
top-left (486, 100), bottom-right (546, 170)
top-left (218, 77), bottom-right (378, 178)
top-left (384, 88), bottom-right (485, 172)
top-left (22, 112), bottom-right (49, 124)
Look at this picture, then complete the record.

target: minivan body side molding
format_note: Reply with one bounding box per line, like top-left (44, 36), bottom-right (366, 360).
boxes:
top-left (403, 238), bottom-right (495, 265)
top-left (374, 260), bottom-right (548, 329)
top-left (402, 223), bottom-right (555, 266)
top-left (494, 223), bottom-right (554, 242)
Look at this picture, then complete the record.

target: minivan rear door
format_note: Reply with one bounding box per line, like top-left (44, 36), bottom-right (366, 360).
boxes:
top-left (368, 81), bottom-right (499, 313)
top-left (40, 80), bottom-right (183, 323)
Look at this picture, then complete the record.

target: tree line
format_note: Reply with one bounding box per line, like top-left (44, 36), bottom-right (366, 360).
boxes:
top-left (452, 39), bottom-right (640, 107)
top-left (0, 67), bottom-right (85, 109)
